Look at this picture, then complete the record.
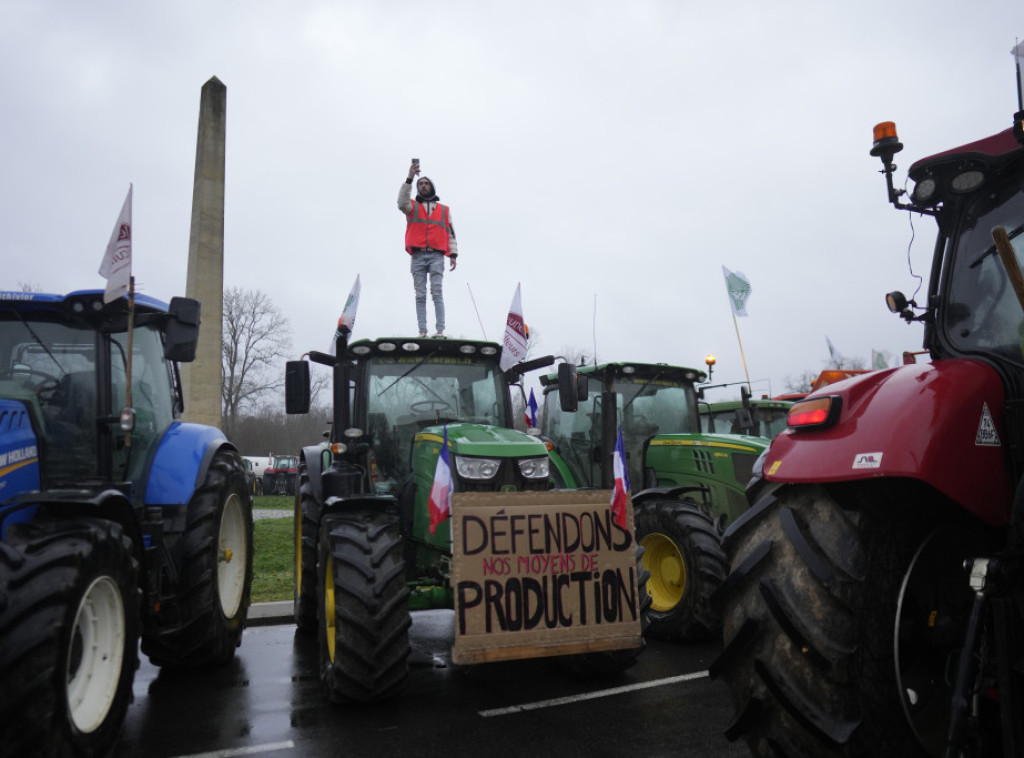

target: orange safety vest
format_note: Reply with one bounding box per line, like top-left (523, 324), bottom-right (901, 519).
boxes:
top-left (405, 201), bottom-right (451, 255)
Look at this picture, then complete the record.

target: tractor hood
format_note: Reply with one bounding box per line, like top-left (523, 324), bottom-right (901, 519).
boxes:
top-left (648, 432), bottom-right (766, 456)
top-left (418, 423), bottom-right (548, 459)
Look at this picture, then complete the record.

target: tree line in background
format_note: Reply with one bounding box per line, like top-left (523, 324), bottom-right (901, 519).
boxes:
top-left (228, 403), bottom-right (332, 458)
top-left (217, 286), bottom-right (875, 454)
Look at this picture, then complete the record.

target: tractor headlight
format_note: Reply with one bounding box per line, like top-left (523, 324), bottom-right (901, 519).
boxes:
top-left (951, 169), bottom-right (985, 193)
top-left (517, 457), bottom-right (549, 479)
top-left (454, 456), bottom-right (500, 480)
top-left (911, 177), bottom-right (937, 203)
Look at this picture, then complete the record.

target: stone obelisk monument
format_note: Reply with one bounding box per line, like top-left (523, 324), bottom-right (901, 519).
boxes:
top-left (181, 76), bottom-right (226, 429)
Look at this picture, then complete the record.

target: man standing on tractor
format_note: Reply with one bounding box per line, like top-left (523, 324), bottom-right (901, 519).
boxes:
top-left (399, 160), bottom-right (458, 338)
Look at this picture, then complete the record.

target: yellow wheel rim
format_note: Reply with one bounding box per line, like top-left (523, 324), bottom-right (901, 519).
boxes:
top-left (640, 532), bottom-right (686, 612)
top-left (293, 503), bottom-right (302, 599)
top-left (324, 553), bottom-right (336, 662)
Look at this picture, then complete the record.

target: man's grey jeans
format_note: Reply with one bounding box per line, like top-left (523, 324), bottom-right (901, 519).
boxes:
top-left (411, 252), bottom-right (445, 333)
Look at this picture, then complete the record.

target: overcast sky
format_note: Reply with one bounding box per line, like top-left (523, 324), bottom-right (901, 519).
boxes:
top-left (3, 1), bottom-right (1023, 402)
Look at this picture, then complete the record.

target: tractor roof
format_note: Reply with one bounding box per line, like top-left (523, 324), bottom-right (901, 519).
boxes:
top-left (347, 336), bottom-right (502, 360)
top-left (0, 289), bottom-right (170, 316)
top-left (909, 127), bottom-right (1023, 181)
top-left (539, 361), bottom-right (706, 386)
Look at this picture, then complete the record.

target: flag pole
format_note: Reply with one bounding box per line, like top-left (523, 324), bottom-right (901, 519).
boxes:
top-left (125, 275), bottom-right (135, 450)
top-left (731, 309), bottom-right (752, 391)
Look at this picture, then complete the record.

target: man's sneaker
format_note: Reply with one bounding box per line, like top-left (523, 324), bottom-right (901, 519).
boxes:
top-left (419, 331), bottom-right (428, 338)
top-left (433, 331), bottom-right (446, 339)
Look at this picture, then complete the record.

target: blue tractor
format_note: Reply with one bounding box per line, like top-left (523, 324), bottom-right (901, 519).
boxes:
top-left (0, 290), bottom-right (253, 757)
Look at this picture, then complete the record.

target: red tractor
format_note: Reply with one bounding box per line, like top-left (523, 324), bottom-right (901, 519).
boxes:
top-left (713, 104), bottom-right (1024, 755)
top-left (263, 453), bottom-right (298, 496)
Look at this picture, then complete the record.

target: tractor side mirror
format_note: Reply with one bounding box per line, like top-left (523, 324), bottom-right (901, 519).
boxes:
top-left (735, 407), bottom-right (755, 434)
top-left (164, 297), bottom-right (201, 363)
top-left (558, 363), bottom-right (579, 412)
top-left (285, 360), bottom-right (311, 414)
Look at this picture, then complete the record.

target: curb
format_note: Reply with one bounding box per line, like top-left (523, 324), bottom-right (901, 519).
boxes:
top-left (247, 600), bottom-right (293, 627)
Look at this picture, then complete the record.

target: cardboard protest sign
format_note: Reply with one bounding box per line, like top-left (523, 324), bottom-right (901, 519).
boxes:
top-left (451, 490), bottom-right (642, 665)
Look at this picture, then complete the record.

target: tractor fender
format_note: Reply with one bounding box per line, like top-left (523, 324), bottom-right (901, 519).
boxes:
top-left (763, 359), bottom-right (1012, 525)
top-left (2, 487), bottom-right (143, 569)
top-left (299, 445), bottom-right (328, 504)
top-left (144, 421), bottom-right (238, 507)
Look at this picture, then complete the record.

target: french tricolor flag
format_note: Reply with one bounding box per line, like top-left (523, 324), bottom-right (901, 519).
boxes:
top-left (524, 387), bottom-right (538, 428)
top-left (428, 426), bottom-right (453, 534)
top-left (610, 427), bottom-right (630, 530)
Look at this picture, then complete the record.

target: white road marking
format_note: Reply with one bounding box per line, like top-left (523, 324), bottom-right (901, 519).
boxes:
top-left (478, 670), bottom-right (710, 717)
top-left (169, 741), bottom-right (295, 758)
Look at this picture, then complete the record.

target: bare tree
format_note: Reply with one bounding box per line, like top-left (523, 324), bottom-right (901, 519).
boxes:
top-left (785, 355), bottom-right (869, 394)
top-left (784, 370), bottom-right (817, 394)
top-left (222, 287), bottom-right (292, 434)
top-left (555, 344), bottom-right (592, 366)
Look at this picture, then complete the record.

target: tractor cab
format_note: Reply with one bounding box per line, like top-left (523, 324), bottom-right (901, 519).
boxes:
top-left (871, 120), bottom-right (1024, 482)
top-left (701, 398), bottom-right (792, 439)
top-left (0, 290), bottom-right (197, 501)
top-left (540, 362), bottom-right (704, 489)
top-left (540, 361), bottom-right (765, 526)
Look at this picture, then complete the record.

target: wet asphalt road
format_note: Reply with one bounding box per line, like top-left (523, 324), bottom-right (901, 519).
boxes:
top-left (116, 611), bottom-right (749, 758)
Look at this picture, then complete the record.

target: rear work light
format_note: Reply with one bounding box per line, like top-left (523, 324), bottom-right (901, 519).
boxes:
top-left (788, 396), bottom-right (842, 429)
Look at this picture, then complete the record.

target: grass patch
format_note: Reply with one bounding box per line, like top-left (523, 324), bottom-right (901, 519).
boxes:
top-left (252, 515), bottom-right (293, 603)
top-left (254, 494), bottom-right (293, 510)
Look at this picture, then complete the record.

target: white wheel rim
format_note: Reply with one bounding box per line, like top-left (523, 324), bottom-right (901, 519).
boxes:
top-left (218, 492), bottom-right (247, 618)
top-left (66, 576), bottom-right (125, 734)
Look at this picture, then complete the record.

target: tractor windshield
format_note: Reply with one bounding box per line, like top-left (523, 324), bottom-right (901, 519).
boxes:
top-left (0, 309), bottom-right (176, 489)
top-left (702, 403), bottom-right (790, 438)
top-left (363, 353), bottom-right (508, 479)
top-left (945, 174), bottom-right (1024, 366)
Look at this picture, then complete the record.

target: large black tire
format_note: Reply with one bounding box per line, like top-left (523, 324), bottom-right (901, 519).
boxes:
top-left (143, 449), bottom-right (253, 667)
top-left (635, 497), bottom-right (727, 641)
top-left (551, 542), bottom-right (652, 676)
top-left (294, 461), bottom-right (321, 632)
top-left (0, 518), bottom-right (140, 757)
top-left (712, 483), bottom-right (939, 757)
top-left (317, 509), bottom-right (411, 703)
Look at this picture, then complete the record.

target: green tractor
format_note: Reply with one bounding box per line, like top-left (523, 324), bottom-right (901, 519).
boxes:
top-left (539, 361), bottom-right (767, 642)
top-left (285, 333), bottom-right (650, 703)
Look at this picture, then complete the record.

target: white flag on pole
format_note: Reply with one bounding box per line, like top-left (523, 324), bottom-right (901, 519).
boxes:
top-left (722, 266), bottom-right (752, 317)
top-left (331, 274), bottom-right (361, 350)
top-left (499, 282), bottom-right (528, 372)
top-left (99, 184), bottom-right (133, 304)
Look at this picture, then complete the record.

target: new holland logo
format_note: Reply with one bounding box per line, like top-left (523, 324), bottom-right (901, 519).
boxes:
top-left (976, 402), bottom-right (1001, 446)
top-left (852, 452), bottom-right (883, 469)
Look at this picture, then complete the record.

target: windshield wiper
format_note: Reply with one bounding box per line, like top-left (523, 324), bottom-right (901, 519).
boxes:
top-left (969, 222), bottom-right (1024, 268)
top-left (2, 305), bottom-right (67, 377)
top-left (377, 349), bottom-right (440, 396)
top-left (620, 371), bottom-right (663, 417)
